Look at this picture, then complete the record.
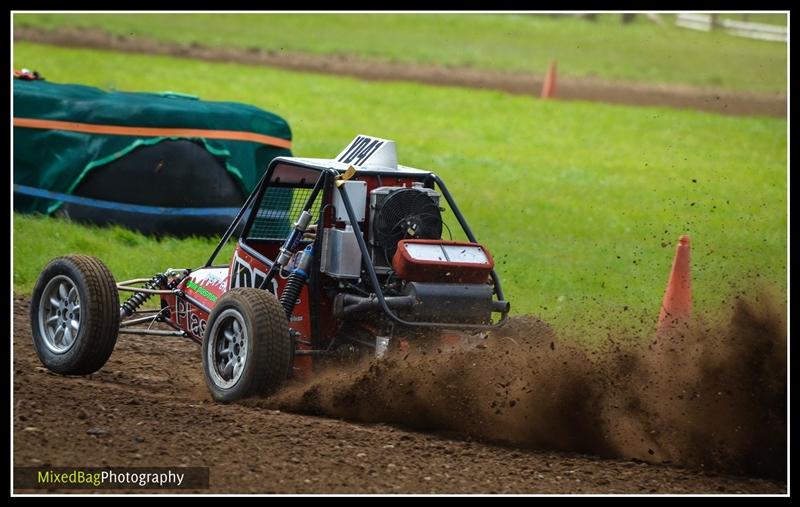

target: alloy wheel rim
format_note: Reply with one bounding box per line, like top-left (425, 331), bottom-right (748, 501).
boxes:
top-left (207, 309), bottom-right (249, 389)
top-left (38, 275), bottom-right (81, 354)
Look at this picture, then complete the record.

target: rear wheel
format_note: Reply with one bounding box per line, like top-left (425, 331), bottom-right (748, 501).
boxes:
top-left (202, 288), bottom-right (293, 402)
top-left (30, 255), bottom-right (120, 374)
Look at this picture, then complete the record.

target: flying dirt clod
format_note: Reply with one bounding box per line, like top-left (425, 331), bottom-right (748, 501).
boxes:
top-left (271, 292), bottom-right (786, 481)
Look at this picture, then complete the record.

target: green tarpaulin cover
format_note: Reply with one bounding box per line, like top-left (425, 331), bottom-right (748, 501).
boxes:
top-left (13, 79), bottom-right (292, 214)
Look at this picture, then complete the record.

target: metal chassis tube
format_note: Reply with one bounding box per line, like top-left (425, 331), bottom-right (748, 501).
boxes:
top-left (116, 274), bottom-right (189, 338)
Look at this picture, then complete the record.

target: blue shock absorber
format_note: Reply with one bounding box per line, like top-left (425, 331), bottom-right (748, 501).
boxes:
top-left (279, 245), bottom-right (314, 319)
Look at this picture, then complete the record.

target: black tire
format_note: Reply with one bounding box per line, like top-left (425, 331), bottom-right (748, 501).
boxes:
top-left (202, 288), bottom-right (293, 402)
top-left (29, 255), bottom-right (120, 375)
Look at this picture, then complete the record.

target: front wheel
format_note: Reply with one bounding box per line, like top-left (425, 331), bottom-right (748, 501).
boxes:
top-left (29, 255), bottom-right (120, 375)
top-left (202, 288), bottom-right (293, 402)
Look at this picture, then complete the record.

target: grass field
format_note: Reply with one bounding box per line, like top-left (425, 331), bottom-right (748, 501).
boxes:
top-left (13, 215), bottom-right (235, 300)
top-left (14, 12), bottom-right (787, 93)
top-left (12, 42), bottom-right (787, 339)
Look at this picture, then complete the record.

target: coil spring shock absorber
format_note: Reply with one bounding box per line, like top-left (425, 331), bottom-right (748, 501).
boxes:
top-left (120, 273), bottom-right (167, 319)
top-left (279, 245), bottom-right (314, 319)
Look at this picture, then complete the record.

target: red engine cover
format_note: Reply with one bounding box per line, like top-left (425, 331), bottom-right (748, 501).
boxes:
top-left (392, 239), bottom-right (494, 284)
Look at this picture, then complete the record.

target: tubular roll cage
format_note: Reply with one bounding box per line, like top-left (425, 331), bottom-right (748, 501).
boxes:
top-left (206, 158), bottom-right (510, 331)
top-left (116, 158), bottom-right (510, 338)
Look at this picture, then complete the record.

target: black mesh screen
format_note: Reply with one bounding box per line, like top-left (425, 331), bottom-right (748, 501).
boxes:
top-left (247, 186), bottom-right (321, 241)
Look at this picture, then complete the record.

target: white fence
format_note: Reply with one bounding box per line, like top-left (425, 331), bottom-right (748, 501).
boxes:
top-left (676, 13), bottom-right (787, 42)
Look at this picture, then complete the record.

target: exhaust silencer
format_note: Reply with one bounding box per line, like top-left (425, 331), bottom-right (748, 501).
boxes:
top-left (335, 283), bottom-right (508, 325)
top-left (402, 282), bottom-right (495, 323)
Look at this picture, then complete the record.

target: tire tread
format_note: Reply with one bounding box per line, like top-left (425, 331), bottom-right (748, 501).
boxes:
top-left (30, 254), bottom-right (120, 375)
top-left (203, 288), bottom-right (292, 401)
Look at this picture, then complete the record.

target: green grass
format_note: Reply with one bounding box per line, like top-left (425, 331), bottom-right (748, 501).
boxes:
top-left (13, 214), bottom-right (236, 296)
top-left (14, 12), bottom-right (787, 93)
top-left (12, 42), bottom-right (787, 339)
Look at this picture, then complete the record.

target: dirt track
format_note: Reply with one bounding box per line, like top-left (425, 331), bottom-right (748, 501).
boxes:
top-left (13, 26), bottom-right (786, 118)
top-left (12, 296), bottom-right (785, 494)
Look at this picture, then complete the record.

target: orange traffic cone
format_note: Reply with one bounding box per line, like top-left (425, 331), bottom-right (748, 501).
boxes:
top-left (657, 235), bottom-right (692, 332)
top-left (541, 60), bottom-right (557, 99)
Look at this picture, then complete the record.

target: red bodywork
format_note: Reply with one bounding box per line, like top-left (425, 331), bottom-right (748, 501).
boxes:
top-left (392, 239), bottom-right (494, 284)
top-left (160, 248), bottom-right (316, 378)
top-left (157, 169), bottom-right (496, 379)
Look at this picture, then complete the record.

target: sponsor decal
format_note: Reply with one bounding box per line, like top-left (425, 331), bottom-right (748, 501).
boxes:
top-left (177, 299), bottom-right (207, 338)
top-left (185, 280), bottom-right (218, 302)
top-left (189, 312), bottom-right (207, 337)
top-left (177, 299), bottom-right (188, 322)
top-left (230, 251), bottom-right (278, 294)
top-left (193, 269), bottom-right (227, 291)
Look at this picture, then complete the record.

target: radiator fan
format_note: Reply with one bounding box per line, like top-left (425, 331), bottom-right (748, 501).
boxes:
top-left (372, 188), bottom-right (443, 262)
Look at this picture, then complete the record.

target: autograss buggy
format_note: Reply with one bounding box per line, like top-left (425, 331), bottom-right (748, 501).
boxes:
top-left (30, 135), bottom-right (510, 401)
